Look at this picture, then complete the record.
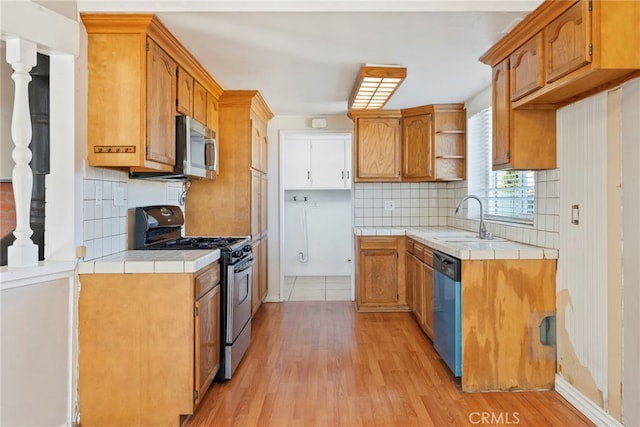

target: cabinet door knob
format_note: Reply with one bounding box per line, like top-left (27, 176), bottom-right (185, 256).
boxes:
top-left (307, 171), bottom-right (310, 179)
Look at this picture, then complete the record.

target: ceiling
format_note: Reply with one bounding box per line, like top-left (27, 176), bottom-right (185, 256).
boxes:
top-left (77, 1), bottom-right (542, 116)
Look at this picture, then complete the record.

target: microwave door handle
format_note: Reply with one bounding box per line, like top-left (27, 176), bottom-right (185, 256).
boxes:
top-left (205, 139), bottom-right (216, 171)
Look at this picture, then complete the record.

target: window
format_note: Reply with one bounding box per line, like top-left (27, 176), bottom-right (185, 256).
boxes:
top-left (468, 107), bottom-right (535, 224)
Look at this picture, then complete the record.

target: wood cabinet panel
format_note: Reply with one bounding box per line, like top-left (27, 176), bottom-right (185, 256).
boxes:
top-left (492, 60), bottom-right (512, 169)
top-left (402, 113), bottom-right (433, 181)
top-left (510, 33), bottom-right (545, 101)
top-left (194, 283), bottom-right (220, 406)
top-left (411, 254), bottom-right (424, 326)
top-left (177, 67), bottom-right (194, 116)
top-left (545, 0), bottom-right (591, 84)
top-left (260, 173), bottom-right (268, 236)
top-left (146, 38), bottom-right (177, 167)
top-left (405, 238), bottom-right (434, 340)
top-left (461, 259), bottom-right (556, 391)
top-left (353, 115), bottom-right (401, 182)
top-left (79, 263), bottom-right (223, 425)
top-left (252, 239), bottom-right (262, 315)
top-left (259, 237), bottom-right (268, 303)
top-left (251, 118), bottom-right (269, 173)
top-left (422, 260), bottom-right (434, 340)
top-left (356, 237), bottom-right (408, 312)
top-left (193, 81), bottom-right (208, 125)
top-left (360, 248), bottom-right (398, 304)
top-left (206, 92), bottom-right (219, 137)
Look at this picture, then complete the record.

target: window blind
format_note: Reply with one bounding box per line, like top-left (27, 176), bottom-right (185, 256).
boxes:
top-left (467, 106), bottom-right (535, 224)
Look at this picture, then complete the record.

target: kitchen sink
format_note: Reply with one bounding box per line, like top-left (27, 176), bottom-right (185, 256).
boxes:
top-left (425, 230), bottom-right (505, 243)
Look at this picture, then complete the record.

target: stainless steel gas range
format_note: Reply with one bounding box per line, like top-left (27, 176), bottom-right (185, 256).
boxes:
top-left (135, 205), bottom-right (253, 381)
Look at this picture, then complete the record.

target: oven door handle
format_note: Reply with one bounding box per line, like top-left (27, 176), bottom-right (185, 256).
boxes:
top-left (234, 257), bottom-right (254, 273)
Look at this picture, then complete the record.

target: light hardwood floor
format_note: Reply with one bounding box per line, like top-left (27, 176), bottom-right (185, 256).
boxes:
top-left (185, 301), bottom-right (593, 427)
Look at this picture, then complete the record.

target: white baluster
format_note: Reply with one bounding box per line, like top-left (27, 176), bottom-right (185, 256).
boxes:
top-left (6, 38), bottom-right (38, 267)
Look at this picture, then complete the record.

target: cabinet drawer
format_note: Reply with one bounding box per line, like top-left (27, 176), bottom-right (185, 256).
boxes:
top-left (359, 237), bottom-right (398, 250)
top-left (423, 246), bottom-right (434, 268)
top-left (195, 261), bottom-right (220, 299)
top-left (414, 242), bottom-right (425, 262)
top-left (406, 239), bottom-right (415, 255)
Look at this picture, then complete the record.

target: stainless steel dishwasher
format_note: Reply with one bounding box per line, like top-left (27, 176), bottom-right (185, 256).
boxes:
top-left (433, 250), bottom-right (462, 377)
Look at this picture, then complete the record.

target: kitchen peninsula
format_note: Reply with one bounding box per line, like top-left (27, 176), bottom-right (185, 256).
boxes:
top-left (78, 249), bottom-right (221, 426)
top-left (354, 226), bottom-right (557, 392)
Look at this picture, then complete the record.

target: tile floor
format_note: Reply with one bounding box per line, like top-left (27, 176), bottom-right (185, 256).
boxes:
top-left (284, 276), bottom-right (352, 301)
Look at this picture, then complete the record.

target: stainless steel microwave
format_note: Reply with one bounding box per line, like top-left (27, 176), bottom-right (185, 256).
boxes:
top-left (176, 116), bottom-right (218, 180)
top-left (129, 116), bottom-right (217, 181)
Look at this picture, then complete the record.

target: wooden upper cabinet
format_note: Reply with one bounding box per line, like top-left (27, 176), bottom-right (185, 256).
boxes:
top-left (206, 92), bottom-right (219, 137)
top-left (492, 60), bottom-right (511, 169)
top-left (492, 59), bottom-right (556, 171)
top-left (402, 113), bottom-right (433, 181)
top-left (81, 14), bottom-right (224, 173)
top-left (544, 0), bottom-right (591, 84)
top-left (351, 112), bottom-right (402, 182)
top-left (146, 39), bottom-right (177, 167)
top-left (193, 81), bottom-right (208, 125)
top-left (177, 67), bottom-right (194, 116)
top-left (250, 116), bottom-right (269, 173)
top-left (510, 33), bottom-right (545, 101)
top-left (481, 0), bottom-right (640, 108)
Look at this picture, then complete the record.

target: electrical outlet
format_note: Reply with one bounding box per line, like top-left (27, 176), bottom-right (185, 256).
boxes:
top-left (384, 200), bottom-right (395, 211)
top-left (113, 186), bottom-right (124, 206)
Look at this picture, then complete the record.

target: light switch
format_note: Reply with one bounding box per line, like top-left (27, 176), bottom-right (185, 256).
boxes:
top-left (95, 184), bottom-right (103, 206)
top-left (571, 204), bottom-right (579, 225)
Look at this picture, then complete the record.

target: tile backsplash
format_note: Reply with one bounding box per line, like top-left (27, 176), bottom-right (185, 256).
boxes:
top-left (82, 165), bottom-right (186, 260)
top-left (354, 169), bottom-right (560, 249)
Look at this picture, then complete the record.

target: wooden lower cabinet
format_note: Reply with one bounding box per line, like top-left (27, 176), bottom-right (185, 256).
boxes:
top-left (78, 261), bottom-right (220, 426)
top-left (405, 238), bottom-right (434, 340)
top-left (405, 238), bottom-right (554, 391)
top-left (421, 245), bottom-right (434, 340)
top-left (251, 237), bottom-right (268, 316)
top-left (355, 236), bottom-right (408, 312)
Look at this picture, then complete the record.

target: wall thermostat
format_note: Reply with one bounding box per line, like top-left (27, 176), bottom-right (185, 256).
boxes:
top-left (311, 118), bottom-right (327, 128)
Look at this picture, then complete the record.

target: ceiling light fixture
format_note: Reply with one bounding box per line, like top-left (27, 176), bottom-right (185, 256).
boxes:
top-left (348, 65), bottom-right (407, 110)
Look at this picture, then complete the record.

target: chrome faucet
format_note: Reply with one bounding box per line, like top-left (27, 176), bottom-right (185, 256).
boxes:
top-left (455, 195), bottom-right (492, 240)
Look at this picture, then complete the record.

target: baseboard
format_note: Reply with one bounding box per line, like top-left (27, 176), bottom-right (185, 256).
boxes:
top-left (263, 295), bottom-right (280, 303)
top-left (555, 374), bottom-right (624, 427)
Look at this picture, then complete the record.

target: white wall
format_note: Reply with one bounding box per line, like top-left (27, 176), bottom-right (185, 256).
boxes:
top-left (621, 79), bottom-right (640, 426)
top-left (284, 190), bottom-right (351, 276)
top-left (1, 277), bottom-right (72, 427)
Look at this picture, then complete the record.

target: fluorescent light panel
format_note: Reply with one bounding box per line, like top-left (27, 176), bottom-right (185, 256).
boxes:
top-left (348, 66), bottom-right (407, 110)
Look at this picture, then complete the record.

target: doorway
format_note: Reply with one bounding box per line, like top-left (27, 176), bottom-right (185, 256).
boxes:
top-left (279, 132), bottom-right (354, 301)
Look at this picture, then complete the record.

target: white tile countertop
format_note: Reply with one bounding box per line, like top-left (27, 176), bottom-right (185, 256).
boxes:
top-left (78, 249), bottom-right (221, 274)
top-left (354, 226), bottom-right (558, 260)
